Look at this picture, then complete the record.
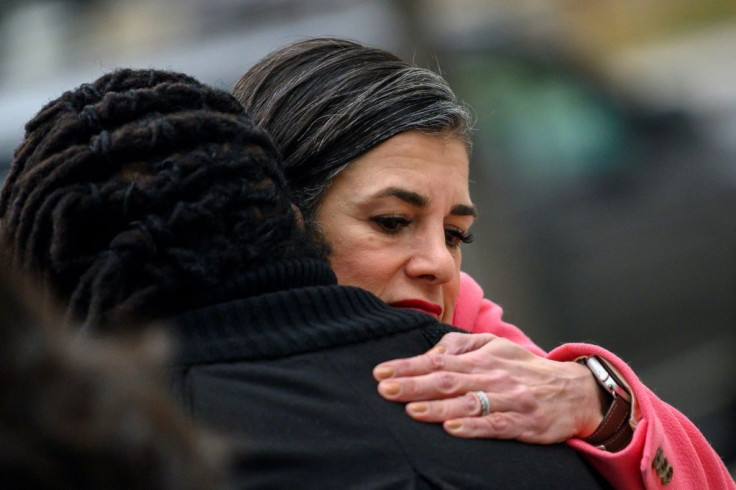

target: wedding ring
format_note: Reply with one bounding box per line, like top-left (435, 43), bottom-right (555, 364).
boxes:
top-left (472, 391), bottom-right (490, 417)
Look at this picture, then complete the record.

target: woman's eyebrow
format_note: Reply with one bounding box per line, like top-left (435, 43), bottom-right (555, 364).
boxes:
top-left (377, 187), bottom-right (429, 207)
top-left (451, 203), bottom-right (477, 218)
top-left (376, 187), bottom-right (477, 217)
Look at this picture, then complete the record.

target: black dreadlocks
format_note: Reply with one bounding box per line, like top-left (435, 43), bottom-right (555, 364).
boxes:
top-left (0, 68), bottom-right (325, 330)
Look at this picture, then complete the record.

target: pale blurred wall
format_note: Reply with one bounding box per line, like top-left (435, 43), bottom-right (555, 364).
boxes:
top-left (1, 0), bottom-right (734, 473)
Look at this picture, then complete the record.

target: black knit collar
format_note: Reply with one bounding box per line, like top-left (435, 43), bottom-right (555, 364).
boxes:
top-left (192, 257), bottom-right (337, 307)
top-left (172, 259), bottom-right (439, 366)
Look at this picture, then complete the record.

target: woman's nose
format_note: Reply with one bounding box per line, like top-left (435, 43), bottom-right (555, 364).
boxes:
top-left (405, 232), bottom-right (456, 284)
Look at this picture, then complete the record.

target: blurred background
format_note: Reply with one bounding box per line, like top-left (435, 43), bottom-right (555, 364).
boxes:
top-left (1, 0), bottom-right (734, 475)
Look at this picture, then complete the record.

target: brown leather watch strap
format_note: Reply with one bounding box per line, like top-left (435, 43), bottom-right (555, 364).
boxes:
top-left (583, 393), bottom-right (633, 451)
top-left (581, 356), bottom-right (633, 452)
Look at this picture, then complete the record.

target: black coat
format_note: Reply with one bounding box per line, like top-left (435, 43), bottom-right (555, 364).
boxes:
top-left (170, 259), bottom-right (610, 489)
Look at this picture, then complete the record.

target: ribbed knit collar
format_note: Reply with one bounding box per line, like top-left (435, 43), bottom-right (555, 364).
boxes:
top-left (191, 257), bottom-right (337, 308)
top-left (172, 258), bottom-right (438, 366)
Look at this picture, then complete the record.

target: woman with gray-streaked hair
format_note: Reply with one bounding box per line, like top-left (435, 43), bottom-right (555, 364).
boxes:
top-left (232, 37), bottom-right (732, 489)
top-left (234, 37), bottom-right (474, 230)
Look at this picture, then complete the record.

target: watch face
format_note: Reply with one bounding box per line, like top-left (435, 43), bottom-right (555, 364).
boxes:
top-left (587, 357), bottom-right (609, 382)
top-left (587, 356), bottom-right (631, 402)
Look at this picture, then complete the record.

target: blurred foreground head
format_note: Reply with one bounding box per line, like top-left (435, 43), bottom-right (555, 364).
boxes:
top-left (0, 266), bottom-right (226, 489)
top-left (0, 68), bottom-right (325, 330)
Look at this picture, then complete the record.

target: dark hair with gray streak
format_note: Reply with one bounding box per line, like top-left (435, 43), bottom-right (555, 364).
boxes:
top-left (232, 37), bottom-right (473, 229)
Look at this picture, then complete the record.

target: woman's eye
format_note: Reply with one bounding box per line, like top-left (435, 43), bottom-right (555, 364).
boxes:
top-left (445, 228), bottom-right (474, 248)
top-left (372, 216), bottom-right (411, 234)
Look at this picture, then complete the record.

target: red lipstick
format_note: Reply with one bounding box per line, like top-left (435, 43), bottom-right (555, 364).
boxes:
top-left (389, 299), bottom-right (442, 319)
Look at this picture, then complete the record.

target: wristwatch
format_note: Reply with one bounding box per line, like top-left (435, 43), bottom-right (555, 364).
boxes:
top-left (580, 355), bottom-right (633, 452)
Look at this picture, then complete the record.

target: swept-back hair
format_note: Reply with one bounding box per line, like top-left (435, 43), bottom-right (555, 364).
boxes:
top-left (0, 68), bottom-right (325, 330)
top-left (232, 37), bottom-right (472, 228)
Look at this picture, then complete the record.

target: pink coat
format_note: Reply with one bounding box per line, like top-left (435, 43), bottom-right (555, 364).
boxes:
top-left (453, 272), bottom-right (735, 489)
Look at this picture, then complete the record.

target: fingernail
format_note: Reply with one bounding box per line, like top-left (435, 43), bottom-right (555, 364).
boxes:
top-left (445, 420), bottom-right (463, 433)
top-left (374, 366), bottom-right (394, 380)
top-left (426, 345), bottom-right (446, 355)
top-left (407, 403), bottom-right (428, 415)
top-left (379, 382), bottom-right (401, 397)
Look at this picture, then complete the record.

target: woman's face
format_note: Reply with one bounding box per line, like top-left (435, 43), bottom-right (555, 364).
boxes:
top-left (316, 131), bottom-right (476, 323)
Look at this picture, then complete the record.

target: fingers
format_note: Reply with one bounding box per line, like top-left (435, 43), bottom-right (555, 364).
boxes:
top-left (377, 370), bottom-right (501, 402)
top-left (443, 413), bottom-right (526, 440)
top-left (375, 335), bottom-right (537, 385)
top-left (405, 391), bottom-right (504, 422)
top-left (403, 392), bottom-right (567, 444)
top-left (373, 334), bottom-right (505, 382)
top-left (373, 351), bottom-right (481, 382)
top-left (403, 392), bottom-right (531, 442)
top-left (431, 332), bottom-right (498, 355)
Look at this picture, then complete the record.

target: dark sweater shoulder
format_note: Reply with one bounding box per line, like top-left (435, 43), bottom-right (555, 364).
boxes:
top-left (168, 260), bottom-right (609, 489)
top-left (175, 326), bottom-right (609, 489)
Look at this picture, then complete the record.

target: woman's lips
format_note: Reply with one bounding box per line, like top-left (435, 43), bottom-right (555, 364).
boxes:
top-left (389, 299), bottom-right (442, 319)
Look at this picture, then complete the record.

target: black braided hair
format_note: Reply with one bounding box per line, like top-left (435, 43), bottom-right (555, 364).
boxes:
top-left (0, 68), bottom-right (325, 331)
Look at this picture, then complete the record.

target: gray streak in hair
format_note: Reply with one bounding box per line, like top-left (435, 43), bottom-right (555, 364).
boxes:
top-left (233, 37), bottom-right (473, 229)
